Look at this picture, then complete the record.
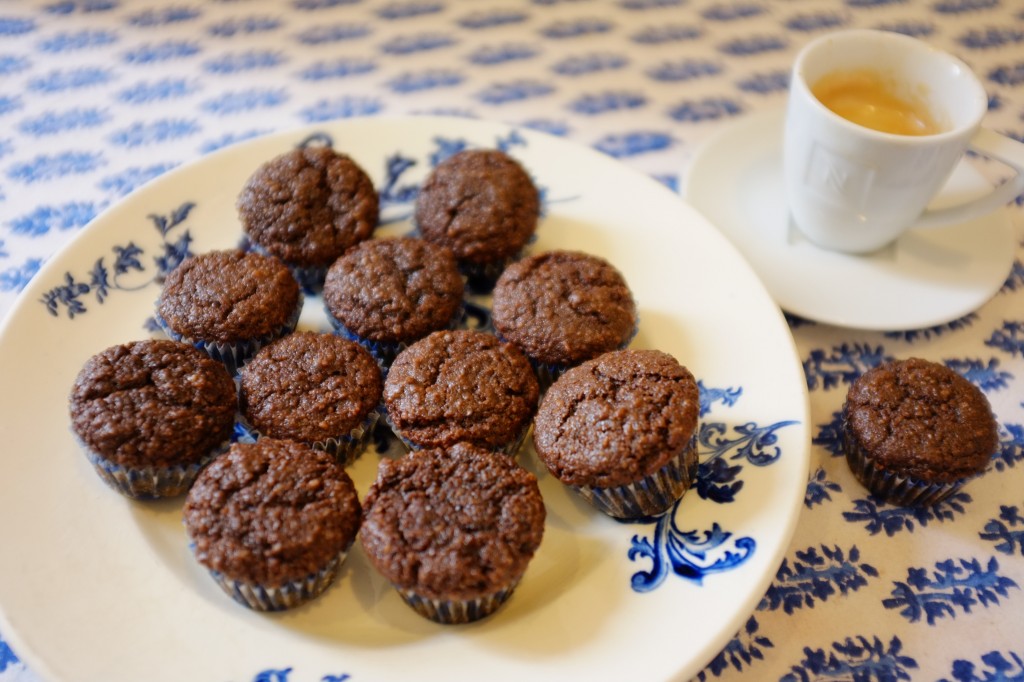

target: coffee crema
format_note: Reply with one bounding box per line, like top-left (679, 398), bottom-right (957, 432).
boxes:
top-left (811, 69), bottom-right (943, 136)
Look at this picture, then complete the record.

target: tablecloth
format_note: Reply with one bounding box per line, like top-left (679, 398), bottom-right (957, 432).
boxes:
top-left (1, 0), bottom-right (1022, 680)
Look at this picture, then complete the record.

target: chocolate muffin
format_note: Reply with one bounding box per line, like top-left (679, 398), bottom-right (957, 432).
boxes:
top-left (360, 442), bottom-right (545, 623)
top-left (491, 250), bottom-right (637, 387)
top-left (414, 149), bottom-right (540, 290)
top-left (68, 339), bottom-right (236, 499)
top-left (843, 357), bottom-right (998, 506)
top-left (155, 249), bottom-right (302, 374)
top-left (533, 348), bottom-right (700, 519)
top-left (183, 439), bottom-right (362, 611)
top-left (237, 145), bottom-right (379, 289)
top-left (322, 237), bottom-right (464, 365)
top-left (383, 329), bottom-right (539, 454)
top-left (238, 331), bottom-right (383, 465)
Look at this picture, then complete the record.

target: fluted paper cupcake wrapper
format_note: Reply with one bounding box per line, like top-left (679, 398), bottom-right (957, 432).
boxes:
top-left (844, 434), bottom-right (974, 507)
top-left (154, 293), bottom-right (303, 376)
top-left (395, 577), bottom-right (522, 624)
top-left (326, 304), bottom-right (465, 370)
top-left (380, 405), bottom-right (532, 458)
top-left (81, 439), bottom-right (228, 500)
top-left (573, 436), bottom-right (698, 519)
top-left (235, 409), bottom-right (380, 467)
top-left (207, 551), bottom-right (346, 612)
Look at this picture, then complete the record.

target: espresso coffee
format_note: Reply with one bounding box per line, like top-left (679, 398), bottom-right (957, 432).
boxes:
top-left (811, 69), bottom-right (942, 136)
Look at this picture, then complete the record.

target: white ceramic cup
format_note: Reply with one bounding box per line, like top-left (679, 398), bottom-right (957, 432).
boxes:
top-left (783, 29), bottom-right (1024, 254)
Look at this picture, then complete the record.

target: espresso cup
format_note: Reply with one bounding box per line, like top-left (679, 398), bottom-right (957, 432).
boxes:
top-left (783, 29), bottom-right (1024, 254)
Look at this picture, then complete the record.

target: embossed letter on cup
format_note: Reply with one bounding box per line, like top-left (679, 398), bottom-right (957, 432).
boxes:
top-left (783, 29), bottom-right (1024, 254)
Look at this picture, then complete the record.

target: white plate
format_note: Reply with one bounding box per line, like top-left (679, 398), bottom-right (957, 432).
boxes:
top-left (685, 108), bottom-right (1016, 331)
top-left (0, 116), bottom-right (809, 682)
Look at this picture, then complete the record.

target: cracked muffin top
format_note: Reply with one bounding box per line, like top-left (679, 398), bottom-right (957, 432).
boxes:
top-left (156, 249), bottom-right (300, 344)
top-left (491, 250), bottom-right (637, 366)
top-left (843, 358), bottom-right (998, 483)
top-left (237, 146), bottom-right (378, 270)
top-left (184, 439), bottom-right (361, 587)
top-left (322, 237), bottom-right (464, 344)
top-left (239, 331), bottom-right (382, 444)
top-left (533, 349), bottom-right (700, 488)
top-left (69, 339), bottom-right (236, 469)
top-left (383, 329), bottom-right (539, 450)
top-left (414, 149), bottom-right (539, 266)
top-left (360, 442), bottom-right (545, 600)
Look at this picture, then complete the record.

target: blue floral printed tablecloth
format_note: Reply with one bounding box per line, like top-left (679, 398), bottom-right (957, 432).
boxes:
top-left (1, 1), bottom-right (1023, 680)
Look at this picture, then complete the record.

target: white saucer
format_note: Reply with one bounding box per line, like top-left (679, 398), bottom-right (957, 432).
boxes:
top-left (684, 108), bottom-right (1017, 331)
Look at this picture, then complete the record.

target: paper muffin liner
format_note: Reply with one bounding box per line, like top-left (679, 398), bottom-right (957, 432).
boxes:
top-left (380, 405), bottom-right (532, 458)
top-left (155, 292), bottom-right (303, 376)
top-left (235, 408), bottom-right (380, 467)
top-left (843, 430), bottom-right (973, 506)
top-left (573, 434), bottom-right (698, 519)
top-left (206, 550), bottom-right (346, 612)
top-left (394, 577), bottom-right (522, 624)
top-left (81, 439), bottom-right (228, 500)
top-left (326, 303), bottom-right (465, 370)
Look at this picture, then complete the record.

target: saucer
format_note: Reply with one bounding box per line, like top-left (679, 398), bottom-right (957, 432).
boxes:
top-left (684, 108), bottom-right (1016, 330)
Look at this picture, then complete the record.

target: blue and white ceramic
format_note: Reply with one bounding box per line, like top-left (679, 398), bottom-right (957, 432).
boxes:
top-left (0, 117), bottom-right (809, 682)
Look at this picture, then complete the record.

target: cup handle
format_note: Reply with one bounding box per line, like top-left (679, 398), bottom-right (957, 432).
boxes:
top-left (914, 128), bottom-right (1024, 229)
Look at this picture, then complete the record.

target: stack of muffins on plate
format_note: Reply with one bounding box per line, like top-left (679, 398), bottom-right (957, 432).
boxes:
top-left (68, 140), bottom-right (804, 624)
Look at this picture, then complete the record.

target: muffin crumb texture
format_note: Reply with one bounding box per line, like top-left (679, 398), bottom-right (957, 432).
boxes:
top-left (384, 330), bottom-right (539, 449)
top-left (323, 237), bottom-right (463, 343)
top-left (240, 332), bottom-right (382, 443)
top-left (157, 249), bottom-right (300, 344)
top-left (237, 146), bottom-right (378, 269)
top-left (533, 349), bottom-right (699, 489)
top-left (414, 149), bottom-right (539, 265)
top-left (361, 443), bottom-right (545, 600)
top-left (69, 339), bottom-right (236, 469)
top-left (184, 440), bottom-right (362, 587)
top-left (492, 250), bottom-right (636, 365)
top-left (844, 358), bottom-right (998, 482)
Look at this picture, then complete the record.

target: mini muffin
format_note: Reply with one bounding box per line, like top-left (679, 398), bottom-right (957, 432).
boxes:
top-left (414, 149), bottom-right (540, 291)
top-left (237, 146), bottom-right (379, 290)
top-left (322, 237), bottom-right (464, 366)
top-left (383, 329), bottom-right (539, 454)
top-left (360, 442), bottom-right (545, 623)
top-left (843, 357), bottom-right (998, 506)
top-left (68, 339), bottom-right (236, 499)
top-left (238, 331), bottom-right (383, 466)
top-left (492, 250), bottom-right (637, 388)
top-left (155, 249), bottom-right (302, 374)
top-left (533, 349), bottom-right (700, 519)
top-left (183, 439), bottom-right (362, 611)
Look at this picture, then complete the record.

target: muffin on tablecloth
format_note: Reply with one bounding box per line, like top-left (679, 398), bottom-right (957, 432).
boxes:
top-left (237, 146), bottom-right (379, 290)
top-left (533, 349), bottom-right (700, 519)
top-left (382, 329), bottom-right (539, 454)
top-left (414, 149), bottom-right (539, 291)
top-left (183, 439), bottom-right (362, 611)
top-left (491, 250), bottom-right (637, 389)
top-left (155, 249), bottom-right (302, 374)
top-left (360, 442), bottom-right (545, 624)
top-left (322, 237), bottom-right (464, 366)
top-left (69, 339), bottom-right (236, 499)
top-left (238, 331), bottom-right (383, 466)
top-left (843, 357), bottom-right (998, 506)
